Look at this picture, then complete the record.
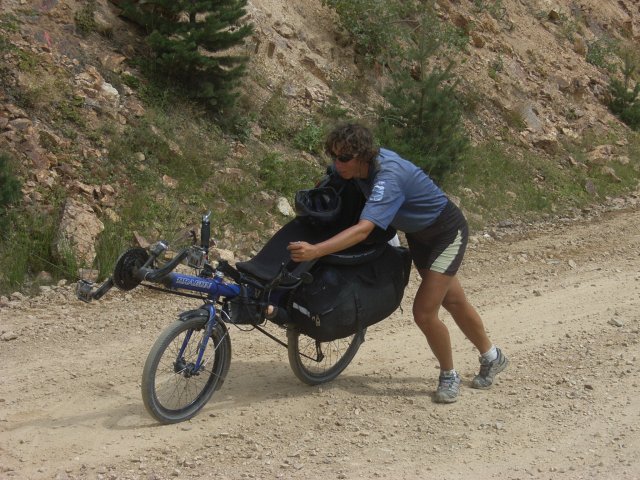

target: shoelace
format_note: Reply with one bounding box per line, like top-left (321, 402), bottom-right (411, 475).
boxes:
top-left (439, 374), bottom-right (458, 390)
top-left (479, 355), bottom-right (502, 376)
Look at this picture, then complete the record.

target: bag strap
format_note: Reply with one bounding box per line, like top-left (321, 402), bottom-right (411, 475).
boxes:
top-left (354, 292), bottom-right (366, 343)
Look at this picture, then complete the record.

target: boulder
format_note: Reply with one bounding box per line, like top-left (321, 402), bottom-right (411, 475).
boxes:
top-left (573, 36), bottom-right (587, 56)
top-left (587, 145), bottom-right (614, 165)
top-left (211, 247), bottom-right (235, 264)
top-left (55, 198), bottom-right (104, 267)
top-left (162, 175), bottom-right (178, 189)
top-left (518, 103), bottom-right (543, 132)
top-left (471, 32), bottom-right (485, 48)
top-left (531, 133), bottom-right (560, 154)
top-left (601, 166), bottom-right (622, 182)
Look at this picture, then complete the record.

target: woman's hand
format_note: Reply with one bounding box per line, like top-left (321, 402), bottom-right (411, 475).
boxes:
top-left (287, 241), bottom-right (319, 262)
top-left (287, 220), bottom-right (375, 263)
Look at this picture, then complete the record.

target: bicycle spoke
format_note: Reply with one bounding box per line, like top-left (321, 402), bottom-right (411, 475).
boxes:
top-left (287, 328), bottom-right (363, 386)
top-left (153, 327), bottom-right (216, 410)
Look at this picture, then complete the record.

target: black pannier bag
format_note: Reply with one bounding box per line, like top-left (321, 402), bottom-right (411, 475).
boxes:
top-left (288, 244), bottom-right (412, 342)
top-left (234, 169), bottom-right (410, 338)
top-left (227, 284), bottom-right (263, 325)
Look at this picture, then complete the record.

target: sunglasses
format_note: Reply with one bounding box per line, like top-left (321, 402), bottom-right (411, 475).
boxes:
top-left (329, 152), bottom-right (355, 163)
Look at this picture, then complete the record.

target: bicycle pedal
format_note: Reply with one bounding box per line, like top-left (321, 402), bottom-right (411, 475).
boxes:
top-left (76, 280), bottom-right (94, 303)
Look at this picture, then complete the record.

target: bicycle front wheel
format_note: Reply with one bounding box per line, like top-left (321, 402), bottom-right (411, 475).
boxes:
top-left (287, 328), bottom-right (364, 385)
top-left (141, 315), bottom-right (231, 424)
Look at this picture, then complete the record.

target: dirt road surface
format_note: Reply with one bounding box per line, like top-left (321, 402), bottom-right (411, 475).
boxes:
top-left (1, 199), bottom-right (639, 480)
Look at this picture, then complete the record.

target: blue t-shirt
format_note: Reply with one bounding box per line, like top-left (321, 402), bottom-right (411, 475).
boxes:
top-left (355, 149), bottom-right (448, 233)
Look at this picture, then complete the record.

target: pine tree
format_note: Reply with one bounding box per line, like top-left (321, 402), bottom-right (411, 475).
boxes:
top-left (122, 0), bottom-right (253, 112)
top-left (608, 53), bottom-right (640, 131)
top-left (376, 12), bottom-right (468, 181)
top-left (378, 65), bottom-right (468, 181)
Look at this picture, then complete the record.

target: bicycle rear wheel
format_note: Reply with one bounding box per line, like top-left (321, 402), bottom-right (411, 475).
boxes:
top-left (141, 315), bottom-right (231, 424)
top-left (287, 328), bottom-right (364, 385)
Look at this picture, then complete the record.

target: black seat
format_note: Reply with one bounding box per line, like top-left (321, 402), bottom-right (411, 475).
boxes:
top-left (235, 219), bottom-right (386, 284)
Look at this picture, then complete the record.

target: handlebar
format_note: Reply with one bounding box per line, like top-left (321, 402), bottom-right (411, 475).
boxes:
top-left (200, 211), bottom-right (211, 251)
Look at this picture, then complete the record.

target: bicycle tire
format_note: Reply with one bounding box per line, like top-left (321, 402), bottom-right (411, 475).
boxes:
top-left (141, 315), bottom-right (231, 424)
top-left (287, 328), bottom-right (364, 385)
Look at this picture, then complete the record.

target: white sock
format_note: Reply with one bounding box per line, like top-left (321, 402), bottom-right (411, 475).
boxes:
top-left (441, 368), bottom-right (458, 377)
top-left (481, 345), bottom-right (498, 363)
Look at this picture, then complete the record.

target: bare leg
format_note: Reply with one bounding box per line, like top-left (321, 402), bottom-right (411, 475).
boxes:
top-left (412, 269), bottom-right (456, 371)
top-left (441, 276), bottom-right (492, 354)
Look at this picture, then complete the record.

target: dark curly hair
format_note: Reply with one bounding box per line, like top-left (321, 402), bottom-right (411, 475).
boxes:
top-left (324, 123), bottom-right (379, 163)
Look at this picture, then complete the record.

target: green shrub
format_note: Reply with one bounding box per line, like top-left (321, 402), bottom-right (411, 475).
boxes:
top-left (293, 121), bottom-right (324, 154)
top-left (472, 0), bottom-right (506, 20)
top-left (586, 37), bottom-right (617, 72)
top-left (321, 0), bottom-right (412, 63)
top-left (93, 220), bottom-right (125, 280)
top-left (0, 207), bottom-right (77, 293)
top-left (258, 89), bottom-right (290, 141)
top-left (608, 53), bottom-right (640, 130)
top-left (0, 152), bottom-right (21, 232)
top-left (319, 96), bottom-right (349, 119)
top-left (0, 13), bottom-right (21, 33)
top-left (321, 2), bottom-right (469, 182)
top-left (74, 1), bottom-right (97, 36)
top-left (610, 79), bottom-right (640, 130)
top-left (258, 153), bottom-right (317, 197)
top-left (488, 55), bottom-right (504, 80)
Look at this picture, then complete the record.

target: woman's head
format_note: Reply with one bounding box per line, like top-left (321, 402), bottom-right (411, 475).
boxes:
top-left (324, 123), bottom-right (378, 165)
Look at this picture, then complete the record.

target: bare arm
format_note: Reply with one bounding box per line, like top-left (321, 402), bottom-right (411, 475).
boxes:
top-left (287, 220), bottom-right (376, 262)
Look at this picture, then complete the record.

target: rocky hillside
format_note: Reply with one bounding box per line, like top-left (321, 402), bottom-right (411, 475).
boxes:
top-left (244, 0), bottom-right (640, 155)
top-left (1, 0), bottom-right (639, 274)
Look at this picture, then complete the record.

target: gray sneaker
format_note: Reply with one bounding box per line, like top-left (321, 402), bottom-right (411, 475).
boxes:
top-left (434, 371), bottom-right (461, 403)
top-left (471, 348), bottom-right (508, 389)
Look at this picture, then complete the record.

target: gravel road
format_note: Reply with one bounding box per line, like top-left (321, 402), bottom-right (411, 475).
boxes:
top-left (1, 199), bottom-right (639, 480)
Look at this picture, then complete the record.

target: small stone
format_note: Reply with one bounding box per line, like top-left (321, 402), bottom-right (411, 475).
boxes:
top-left (35, 271), bottom-right (54, 284)
top-left (162, 175), bottom-right (178, 189)
top-left (1, 332), bottom-right (18, 341)
top-left (276, 197), bottom-right (294, 217)
top-left (9, 291), bottom-right (25, 302)
top-left (608, 318), bottom-right (624, 327)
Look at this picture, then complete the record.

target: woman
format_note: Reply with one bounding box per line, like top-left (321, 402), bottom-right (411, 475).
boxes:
top-left (288, 123), bottom-right (508, 403)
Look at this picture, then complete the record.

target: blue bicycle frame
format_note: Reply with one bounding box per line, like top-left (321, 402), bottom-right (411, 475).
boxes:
top-left (159, 273), bottom-right (241, 373)
top-left (76, 211), bottom-right (300, 379)
top-left (165, 272), bottom-right (242, 299)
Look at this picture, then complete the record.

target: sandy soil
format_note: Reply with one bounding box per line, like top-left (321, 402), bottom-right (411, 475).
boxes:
top-left (1, 200), bottom-right (639, 480)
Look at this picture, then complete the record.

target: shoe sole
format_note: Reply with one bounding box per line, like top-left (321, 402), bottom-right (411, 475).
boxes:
top-left (433, 395), bottom-right (458, 404)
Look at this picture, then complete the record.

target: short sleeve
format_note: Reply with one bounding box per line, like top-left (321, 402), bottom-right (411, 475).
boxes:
top-left (359, 173), bottom-right (405, 230)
